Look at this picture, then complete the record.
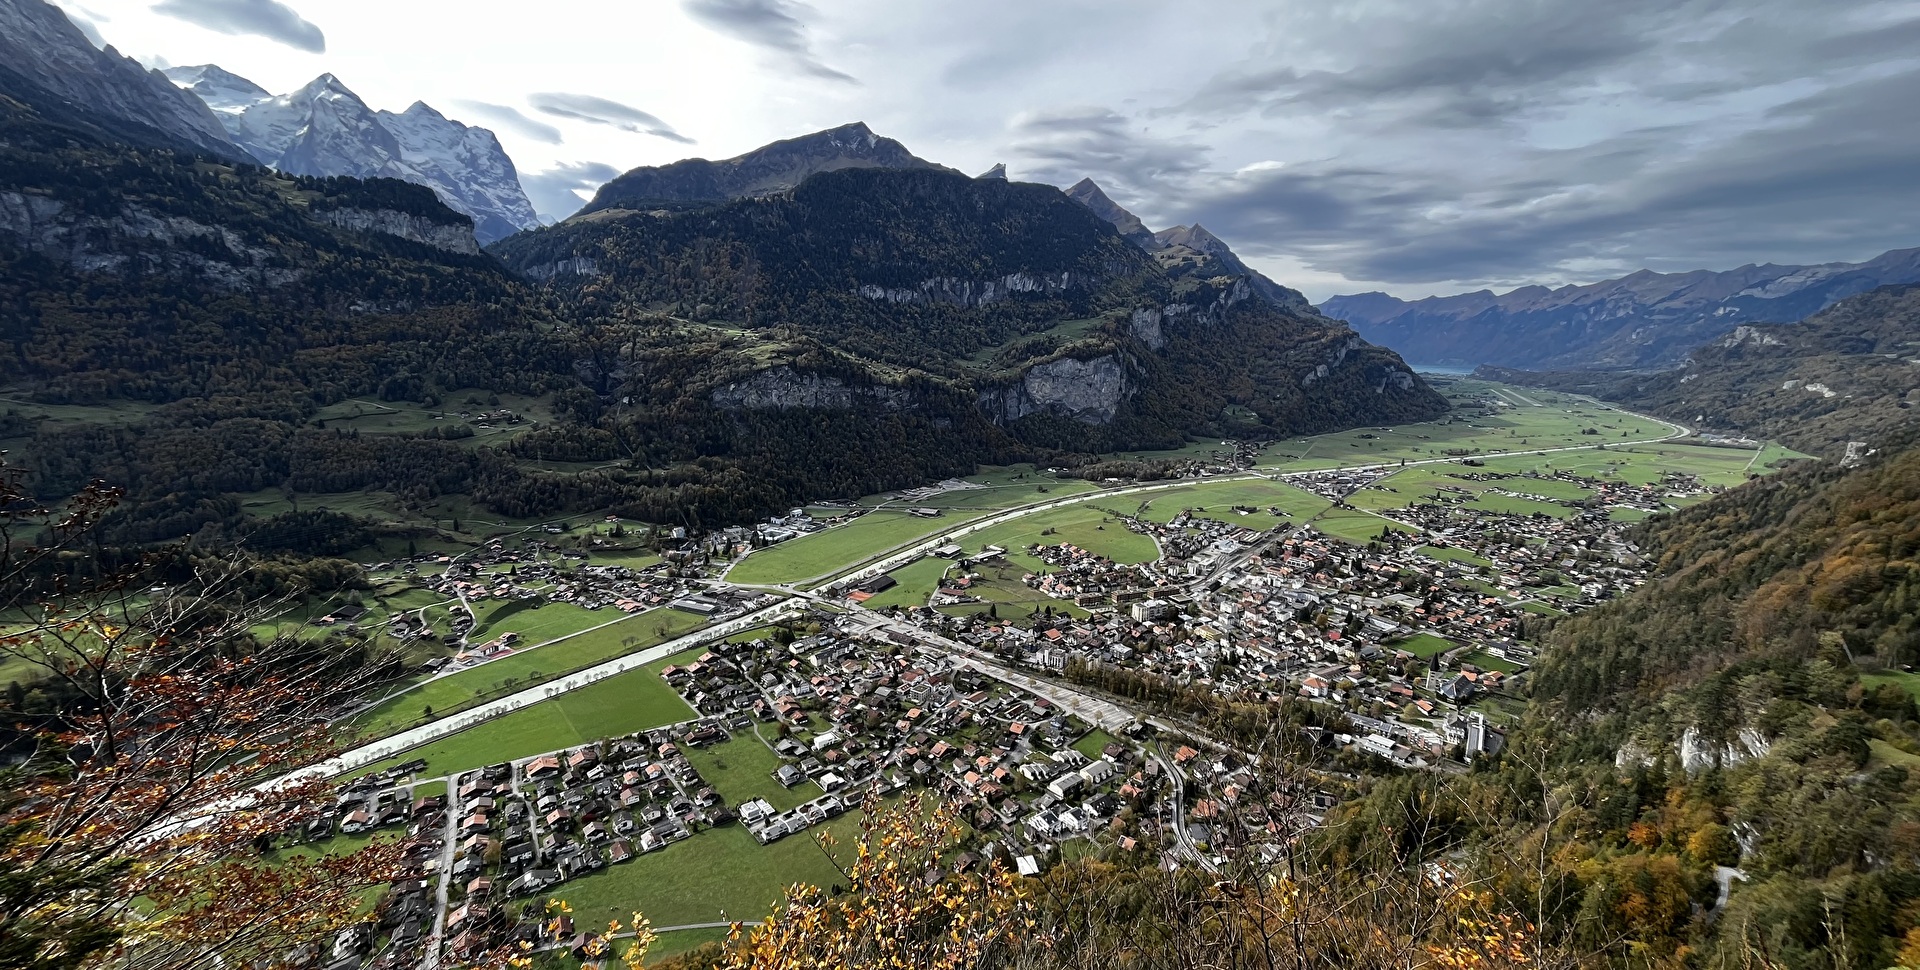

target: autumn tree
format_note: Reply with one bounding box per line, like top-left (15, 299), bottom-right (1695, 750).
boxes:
top-left (0, 459), bottom-right (409, 970)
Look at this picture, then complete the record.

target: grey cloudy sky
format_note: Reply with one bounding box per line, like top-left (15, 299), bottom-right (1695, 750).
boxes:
top-left (57, 0), bottom-right (1920, 300)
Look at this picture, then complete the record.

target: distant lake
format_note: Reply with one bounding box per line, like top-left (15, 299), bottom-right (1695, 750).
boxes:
top-left (1407, 363), bottom-right (1478, 375)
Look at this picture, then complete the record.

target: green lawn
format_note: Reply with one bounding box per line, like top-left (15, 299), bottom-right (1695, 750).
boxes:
top-left (1073, 729), bottom-right (1121, 759)
top-left (547, 806), bottom-right (871, 928)
top-left (1395, 633), bottom-right (1455, 658)
top-left (680, 734), bottom-right (815, 813)
top-left (727, 510), bottom-right (990, 586)
top-left (1863, 670), bottom-right (1920, 701)
top-left (859, 556), bottom-right (953, 610)
top-left (352, 608), bottom-right (709, 740)
top-left (1461, 650), bottom-right (1522, 674)
top-left (368, 661), bottom-right (695, 777)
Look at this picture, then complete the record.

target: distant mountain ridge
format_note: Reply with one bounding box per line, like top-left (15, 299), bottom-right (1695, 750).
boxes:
top-left (578, 122), bottom-right (951, 214)
top-left (0, 0), bottom-right (243, 161)
top-left (1480, 282), bottom-right (1920, 458)
top-left (1064, 178), bottom-right (1314, 314)
top-left (1321, 247), bottom-right (1920, 370)
top-left (165, 66), bottom-right (540, 244)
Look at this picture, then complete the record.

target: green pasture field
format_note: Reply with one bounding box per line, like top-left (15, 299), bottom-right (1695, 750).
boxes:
top-left (547, 806), bottom-right (874, 931)
top-left (367, 661), bottom-right (695, 778)
top-left (353, 608), bottom-right (708, 741)
top-left (727, 509), bottom-right (991, 586)
top-left (643, 928), bottom-right (732, 963)
top-left (1244, 384), bottom-right (1675, 474)
top-left (469, 601), bottom-right (607, 642)
top-left (859, 556), bottom-right (953, 610)
top-left (1305, 507), bottom-right (1404, 544)
top-left (958, 504), bottom-right (1158, 571)
top-left (680, 734), bottom-right (816, 813)
top-left (1130, 478), bottom-right (1332, 531)
top-left (934, 563), bottom-right (1090, 623)
top-left (1417, 545), bottom-right (1491, 569)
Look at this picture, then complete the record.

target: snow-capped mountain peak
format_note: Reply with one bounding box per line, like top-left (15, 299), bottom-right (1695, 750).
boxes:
top-left (160, 64), bottom-right (270, 114)
top-left (166, 65), bottom-right (539, 244)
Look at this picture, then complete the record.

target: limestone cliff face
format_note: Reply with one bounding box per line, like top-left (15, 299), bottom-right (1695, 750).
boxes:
top-left (1127, 279), bottom-right (1256, 350)
top-left (312, 207), bottom-right (481, 254)
top-left (977, 354), bottom-right (1132, 425)
top-left (0, 189), bottom-right (300, 287)
top-left (1298, 332), bottom-right (1423, 394)
top-left (710, 366), bottom-right (915, 411)
top-left (857, 270), bottom-right (1085, 309)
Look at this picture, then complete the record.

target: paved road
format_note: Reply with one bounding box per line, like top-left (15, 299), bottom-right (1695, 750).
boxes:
top-left (298, 598), bottom-right (809, 783)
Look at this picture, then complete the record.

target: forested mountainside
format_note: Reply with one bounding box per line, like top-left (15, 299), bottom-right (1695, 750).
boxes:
top-left (577, 121), bottom-right (945, 214)
top-left (1306, 431), bottom-right (1920, 970)
top-left (1478, 282), bottom-right (1920, 459)
top-left (1323, 247), bottom-right (1920, 370)
top-left (0, 96), bottom-right (1443, 551)
top-left (493, 166), bottom-right (1445, 461)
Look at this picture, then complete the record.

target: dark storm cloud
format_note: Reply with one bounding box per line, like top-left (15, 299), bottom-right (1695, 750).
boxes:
top-left (1183, 63), bottom-right (1920, 286)
top-left (521, 161), bottom-right (625, 224)
top-left (1111, 0), bottom-right (1920, 290)
top-left (681, 0), bottom-right (856, 83)
top-left (451, 101), bottom-right (564, 146)
top-left (528, 93), bottom-right (694, 144)
top-left (1007, 107), bottom-right (1207, 217)
top-left (150, 0), bottom-right (325, 53)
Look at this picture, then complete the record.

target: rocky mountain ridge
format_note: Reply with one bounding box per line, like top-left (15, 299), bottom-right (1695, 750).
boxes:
top-left (578, 121), bottom-right (950, 215)
top-left (164, 66), bottom-right (540, 244)
top-left (0, 0), bottom-right (242, 160)
top-left (1064, 178), bottom-right (1314, 313)
top-left (1323, 247), bottom-right (1920, 369)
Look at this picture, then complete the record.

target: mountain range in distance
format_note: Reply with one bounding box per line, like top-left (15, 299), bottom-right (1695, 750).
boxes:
top-left (1323, 247), bottom-right (1920, 371)
top-left (163, 65), bottom-right (541, 244)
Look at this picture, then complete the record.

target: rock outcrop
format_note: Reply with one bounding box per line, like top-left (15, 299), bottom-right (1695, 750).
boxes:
top-left (312, 207), bottom-right (481, 254)
top-left (0, 0), bottom-right (243, 160)
top-left (857, 271), bottom-right (1086, 308)
top-left (0, 190), bottom-right (299, 287)
top-left (711, 367), bottom-right (914, 411)
top-left (978, 355), bottom-right (1133, 425)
